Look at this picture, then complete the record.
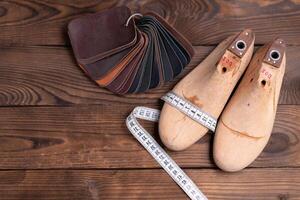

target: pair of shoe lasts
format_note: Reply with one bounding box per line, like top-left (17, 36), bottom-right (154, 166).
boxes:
top-left (159, 29), bottom-right (286, 172)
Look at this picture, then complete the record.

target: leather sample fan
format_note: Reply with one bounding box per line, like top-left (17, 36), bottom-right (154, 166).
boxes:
top-left (68, 6), bottom-right (194, 94)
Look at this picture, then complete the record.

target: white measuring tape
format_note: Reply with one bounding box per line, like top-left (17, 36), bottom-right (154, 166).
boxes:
top-left (161, 92), bottom-right (217, 132)
top-left (126, 106), bottom-right (208, 200)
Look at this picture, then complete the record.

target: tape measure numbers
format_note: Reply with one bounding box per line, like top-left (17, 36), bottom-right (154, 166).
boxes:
top-left (161, 92), bottom-right (217, 132)
top-left (126, 106), bottom-right (208, 200)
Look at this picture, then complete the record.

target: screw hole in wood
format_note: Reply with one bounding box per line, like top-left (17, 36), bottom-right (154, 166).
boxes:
top-left (222, 67), bottom-right (227, 73)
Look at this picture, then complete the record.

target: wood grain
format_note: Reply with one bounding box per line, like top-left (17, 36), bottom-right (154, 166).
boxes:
top-left (0, 1), bottom-right (299, 199)
top-left (0, 45), bottom-right (299, 106)
top-left (0, 168), bottom-right (299, 199)
top-left (0, 104), bottom-right (298, 169)
top-left (1, 0), bottom-right (300, 46)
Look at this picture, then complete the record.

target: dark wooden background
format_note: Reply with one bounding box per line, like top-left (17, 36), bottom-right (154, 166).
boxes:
top-left (0, 0), bottom-right (299, 199)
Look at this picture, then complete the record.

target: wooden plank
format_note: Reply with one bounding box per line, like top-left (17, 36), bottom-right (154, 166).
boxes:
top-left (0, 168), bottom-right (299, 199)
top-left (1, 0), bottom-right (300, 46)
top-left (0, 104), bottom-right (298, 169)
top-left (0, 45), bottom-right (299, 106)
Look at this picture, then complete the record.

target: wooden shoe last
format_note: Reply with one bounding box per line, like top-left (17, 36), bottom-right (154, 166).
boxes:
top-left (213, 39), bottom-right (286, 172)
top-left (159, 30), bottom-right (255, 151)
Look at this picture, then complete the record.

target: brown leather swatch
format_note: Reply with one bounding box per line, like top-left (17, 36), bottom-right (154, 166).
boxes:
top-left (68, 6), bottom-right (195, 94)
top-left (68, 6), bottom-right (137, 79)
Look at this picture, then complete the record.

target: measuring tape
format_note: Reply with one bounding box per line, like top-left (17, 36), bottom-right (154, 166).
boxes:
top-left (161, 92), bottom-right (217, 132)
top-left (126, 106), bottom-right (208, 200)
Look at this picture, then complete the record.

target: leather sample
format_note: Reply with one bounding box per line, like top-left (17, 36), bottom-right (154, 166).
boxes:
top-left (68, 6), bottom-right (194, 94)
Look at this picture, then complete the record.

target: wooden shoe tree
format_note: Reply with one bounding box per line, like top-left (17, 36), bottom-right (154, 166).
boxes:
top-left (159, 29), bottom-right (255, 151)
top-left (213, 39), bottom-right (286, 172)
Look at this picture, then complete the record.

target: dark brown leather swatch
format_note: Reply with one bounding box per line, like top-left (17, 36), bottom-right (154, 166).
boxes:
top-left (68, 6), bottom-right (194, 94)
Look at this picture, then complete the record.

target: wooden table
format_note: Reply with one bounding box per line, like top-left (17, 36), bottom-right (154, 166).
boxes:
top-left (0, 0), bottom-right (299, 199)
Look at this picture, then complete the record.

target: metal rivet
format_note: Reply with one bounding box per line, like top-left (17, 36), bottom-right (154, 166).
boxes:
top-left (270, 50), bottom-right (281, 61)
top-left (236, 40), bottom-right (246, 51)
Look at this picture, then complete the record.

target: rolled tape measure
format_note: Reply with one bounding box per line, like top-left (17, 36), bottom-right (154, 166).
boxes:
top-left (126, 106), bottom-right (208, 200)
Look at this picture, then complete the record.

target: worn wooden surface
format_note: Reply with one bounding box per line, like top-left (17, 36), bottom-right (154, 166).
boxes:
top-left (0, 0), bottom-right (299, 199)
top-left (0, 169), bottom-right (299, 200)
